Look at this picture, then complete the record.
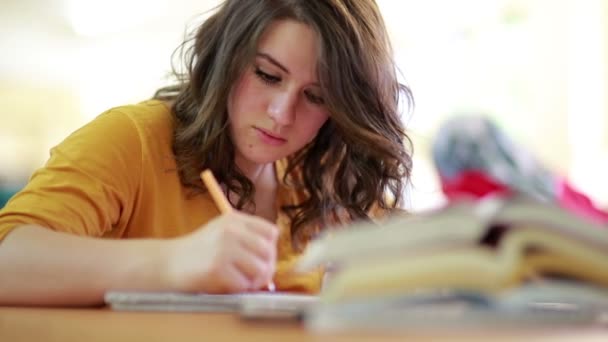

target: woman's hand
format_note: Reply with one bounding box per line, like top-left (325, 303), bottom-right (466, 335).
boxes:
top-left (166, 211), bottom-right (279, 293)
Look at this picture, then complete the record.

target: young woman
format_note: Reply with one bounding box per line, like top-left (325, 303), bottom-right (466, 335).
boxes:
top-left (0, 0), bottom-right (413, 305)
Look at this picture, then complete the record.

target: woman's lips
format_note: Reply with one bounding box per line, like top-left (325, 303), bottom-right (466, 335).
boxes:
top-left (255, 127), bottom-right (287, 146)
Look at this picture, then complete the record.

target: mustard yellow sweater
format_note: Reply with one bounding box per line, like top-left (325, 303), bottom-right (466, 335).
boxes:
top-left (0, 100), bottom-right (322, 293)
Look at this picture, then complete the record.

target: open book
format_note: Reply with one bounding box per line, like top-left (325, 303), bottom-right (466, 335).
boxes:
top-left (297, 195), bottom-right (608, 303)
top-left (305, 280), bottom-right (608, 332)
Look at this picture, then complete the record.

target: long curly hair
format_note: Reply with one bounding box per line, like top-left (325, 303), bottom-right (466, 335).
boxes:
top-left (154, 0), bottom-right (414, 246)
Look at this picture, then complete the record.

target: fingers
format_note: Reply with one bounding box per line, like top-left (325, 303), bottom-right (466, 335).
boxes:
top-left (213, 264), bottom-right (252, 293)
top-left (222, 212), bottom-right (279, 260)
top-left (228, 211), bottom-right (279, 242)
top-left (232, 248), bottom-right (275, 290)
top-left (174, 211), bottom-right (280, 294)
top-left (237, 228), bottom-right (277, 261)
top-left (222, 213), bottom-right (278, 291)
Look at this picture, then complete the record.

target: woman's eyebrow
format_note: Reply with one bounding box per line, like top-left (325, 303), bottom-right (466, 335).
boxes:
top-left (256, 52), bottom-right (289, 74)
top-left (255, 52), bottom-right (321, 87)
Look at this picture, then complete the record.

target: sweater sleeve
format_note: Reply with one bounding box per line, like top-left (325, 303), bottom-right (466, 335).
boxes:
top-left (0, 109), bottom-right (142, 241)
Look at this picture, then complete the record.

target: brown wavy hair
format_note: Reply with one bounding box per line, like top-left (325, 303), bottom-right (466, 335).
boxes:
top-left (154, 0), bottom-right (414, 246)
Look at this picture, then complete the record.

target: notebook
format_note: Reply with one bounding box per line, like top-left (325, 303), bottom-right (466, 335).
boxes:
top-left (104, 291), bottom-right (317, 319)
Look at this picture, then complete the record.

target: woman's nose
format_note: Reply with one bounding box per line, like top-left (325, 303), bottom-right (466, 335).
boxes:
top-left (267, 91), bottom-right (296, 126)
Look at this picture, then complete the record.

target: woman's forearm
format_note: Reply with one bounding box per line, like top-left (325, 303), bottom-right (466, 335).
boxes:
top-left (0, 225), bottom-right (173, 306)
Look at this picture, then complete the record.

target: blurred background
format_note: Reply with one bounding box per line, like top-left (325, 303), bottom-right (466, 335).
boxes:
top-left (1, 0), bottom-right (607, 211)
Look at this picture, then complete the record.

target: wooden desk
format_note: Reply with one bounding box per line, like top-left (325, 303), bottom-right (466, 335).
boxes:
top-left (1, 307), bottom-right (607, 342)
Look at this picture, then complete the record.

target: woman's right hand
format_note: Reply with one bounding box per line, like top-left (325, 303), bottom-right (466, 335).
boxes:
top-left (166, 211), bottom-right (279, 293)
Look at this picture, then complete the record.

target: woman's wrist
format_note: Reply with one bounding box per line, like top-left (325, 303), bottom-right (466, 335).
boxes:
top-left (157, 237), bottom-right (184, 292)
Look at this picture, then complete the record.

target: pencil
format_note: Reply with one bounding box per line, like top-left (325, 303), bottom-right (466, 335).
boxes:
top-left (200, 169), bottom-right (276, 292)
top-left (201, 169), bottom-right (233, 214)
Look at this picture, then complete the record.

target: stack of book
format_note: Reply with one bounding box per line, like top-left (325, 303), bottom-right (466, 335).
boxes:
top-left (297, 195), bottom-right (608, 332)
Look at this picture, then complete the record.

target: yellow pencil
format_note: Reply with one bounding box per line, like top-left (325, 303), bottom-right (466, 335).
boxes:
top-left (201, 169), bottom-right (233, 214)
top-left (200, 169), bottom-right (276, 292)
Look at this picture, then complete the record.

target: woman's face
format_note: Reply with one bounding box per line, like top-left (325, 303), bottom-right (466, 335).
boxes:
top-left (227, 19), bottom-right (329, 167)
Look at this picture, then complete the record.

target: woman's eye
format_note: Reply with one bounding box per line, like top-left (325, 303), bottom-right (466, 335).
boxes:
top-left (255, 68), bottom-right (281, 85)
top-left (305, 91), bottom-right (325, 105)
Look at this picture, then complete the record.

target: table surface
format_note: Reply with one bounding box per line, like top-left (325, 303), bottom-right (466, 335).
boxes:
top-left (1, 306), bottom-right (608, 342)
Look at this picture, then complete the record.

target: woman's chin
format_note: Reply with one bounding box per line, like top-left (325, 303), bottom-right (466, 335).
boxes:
top-left (239, 151), bottom-right (286, 165)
